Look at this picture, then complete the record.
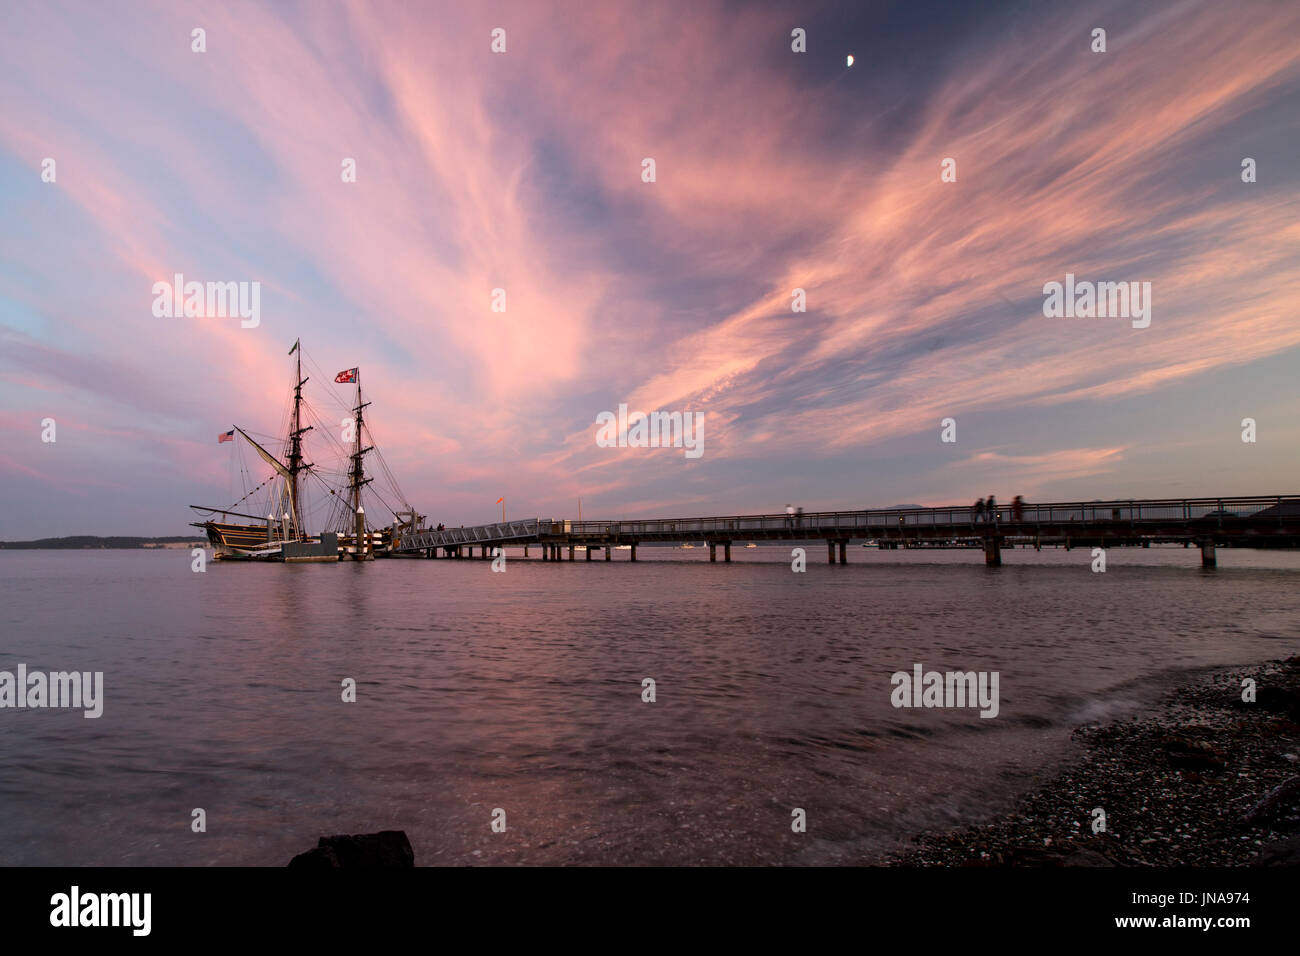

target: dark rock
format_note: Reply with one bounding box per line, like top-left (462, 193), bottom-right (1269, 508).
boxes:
top-left (987, 846), bottom-right (1066, 866)
top-left (1072, 833), bottom-right (1145, 866)
top-left (1160, 735), bottom-right (1226, 771)
top-left (1256, 687), bottom-right (1300, 720)
top-left (1251, 834), bottom-right (1300, 866)
top-left (1241, 776), bottom-right (1300, 827)
top-left (1062, 848), bottom-right (1114, 867)
top-left (289, 830), bottom-right (414, 868)
top-left (288, 845), bottom-right (341, 869)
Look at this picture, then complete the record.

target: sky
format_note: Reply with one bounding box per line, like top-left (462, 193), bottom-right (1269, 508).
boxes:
top-left (1, 0), bottom-right (1298, 538)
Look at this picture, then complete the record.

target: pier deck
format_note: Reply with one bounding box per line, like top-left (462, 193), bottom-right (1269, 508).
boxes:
top-left (394, 495), bottom-right (1300, 567)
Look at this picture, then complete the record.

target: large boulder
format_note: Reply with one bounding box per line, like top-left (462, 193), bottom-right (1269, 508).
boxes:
top-left (1256, 686), bottom-right (1300, 721)
top-left (289, 830), bottom-right (415, 868)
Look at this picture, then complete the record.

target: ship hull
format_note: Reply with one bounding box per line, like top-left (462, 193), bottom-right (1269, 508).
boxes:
top-left (199, 521), bottom-right (394, 560)
top-left (203, 520), bottom-right (284, 559)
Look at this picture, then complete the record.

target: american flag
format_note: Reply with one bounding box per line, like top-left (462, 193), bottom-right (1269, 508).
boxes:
top-left (218, 429), bottom-right (234, 443)
top-left (335, 367), bottom-right (358, 383)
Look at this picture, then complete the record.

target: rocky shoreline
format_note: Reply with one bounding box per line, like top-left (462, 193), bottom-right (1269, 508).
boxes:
top-left (890, 656), bottom-right (1300, 866)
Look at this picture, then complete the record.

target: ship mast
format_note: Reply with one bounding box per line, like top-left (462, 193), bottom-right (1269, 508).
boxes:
top-left (348, 370), bottom-right (374, 551)
top-left (286, 338), bottom-right (312, 539)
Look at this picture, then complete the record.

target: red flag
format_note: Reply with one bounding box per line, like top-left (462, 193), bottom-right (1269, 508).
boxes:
top-left (335, 368), bottom-right (358, 383)
top-left (496, 497), bottom-right (504, 504)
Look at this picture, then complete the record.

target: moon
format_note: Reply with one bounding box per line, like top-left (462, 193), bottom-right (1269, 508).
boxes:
top-left (846, 55), bottom-right (854, 67)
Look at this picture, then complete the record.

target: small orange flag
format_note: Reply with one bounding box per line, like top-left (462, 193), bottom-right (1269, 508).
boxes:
top-left (496, 497), bottom-right (504, 504)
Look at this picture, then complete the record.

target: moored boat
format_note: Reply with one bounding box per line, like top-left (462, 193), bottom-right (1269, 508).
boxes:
top-left (190, 340), bottom-right (422, 561)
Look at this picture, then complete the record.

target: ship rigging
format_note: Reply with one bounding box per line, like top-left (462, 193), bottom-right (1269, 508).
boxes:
top-left (189, 339), bottom-right (425, 561)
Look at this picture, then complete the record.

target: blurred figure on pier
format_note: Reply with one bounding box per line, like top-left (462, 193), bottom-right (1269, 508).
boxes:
top-left (795, 506), bottom-right (804, 528)
top-left (1012, 496), bottom-right (1024, 521)
top-left (987, 495), bottom-right (997, 524)
top-left (972, 498), bottom-right (985, 524)
top-left (786, 504), bottom-right (794, 528)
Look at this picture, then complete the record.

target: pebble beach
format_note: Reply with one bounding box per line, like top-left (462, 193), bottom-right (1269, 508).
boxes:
top-left (891, 656), bottom-right (1300, 866)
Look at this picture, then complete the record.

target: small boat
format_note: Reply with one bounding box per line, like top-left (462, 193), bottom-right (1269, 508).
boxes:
top-left (615, 544), bottom-right (632, 550)
top-left (680, 543), bottom-right (695, 549)
top-left (744, 543), bottom-right (757, 549)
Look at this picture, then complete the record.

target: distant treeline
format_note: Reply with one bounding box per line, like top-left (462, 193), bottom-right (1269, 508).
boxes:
top-left (0, 536), bottom-right (204, 550)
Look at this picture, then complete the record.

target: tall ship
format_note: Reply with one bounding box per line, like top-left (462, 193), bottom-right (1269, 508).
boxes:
top-left (190, 340), bottom-right (425, 561)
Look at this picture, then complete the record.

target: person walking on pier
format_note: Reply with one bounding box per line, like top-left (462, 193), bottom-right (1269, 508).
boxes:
top-left (786, 504), bottom-right (794, 529)
top-left (973, 498), bottom-right (985, 525)
top-left (1012, 496), bottom-right (1024, 522)
top-left (986, 495), bottom-right (997, 525)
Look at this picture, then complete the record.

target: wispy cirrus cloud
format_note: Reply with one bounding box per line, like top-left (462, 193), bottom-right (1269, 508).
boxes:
top-left (0, 0), bottom-right (1297, 534)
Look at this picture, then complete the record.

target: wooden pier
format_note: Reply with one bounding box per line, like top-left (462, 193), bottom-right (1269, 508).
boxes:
top-left (393, 496), bottom-right (1300, 568)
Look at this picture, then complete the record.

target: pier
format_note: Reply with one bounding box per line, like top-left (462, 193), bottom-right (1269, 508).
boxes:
top-left (394, 495), bottom-right (1300, 567)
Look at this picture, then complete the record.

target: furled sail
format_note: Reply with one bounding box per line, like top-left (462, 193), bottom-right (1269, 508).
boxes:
top-left (236, 425), bottom-right (301, 533)
top-left (234, 427), bottom-right (290, 481)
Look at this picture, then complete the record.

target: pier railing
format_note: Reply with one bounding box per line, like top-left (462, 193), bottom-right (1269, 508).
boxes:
top-left (399, 519), bottom-right (547, 551)
top-left (393, 496), bottom-right (1300, 552)
top-left (562, 495), bottom-right (1297, 538)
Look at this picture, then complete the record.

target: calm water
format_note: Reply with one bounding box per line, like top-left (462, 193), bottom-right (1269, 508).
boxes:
top-left (1, 545), bottom-right (1298, 866)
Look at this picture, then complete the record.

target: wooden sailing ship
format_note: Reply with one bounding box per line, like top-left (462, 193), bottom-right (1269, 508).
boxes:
top-left (190, 340), bottom-right (424, 561)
